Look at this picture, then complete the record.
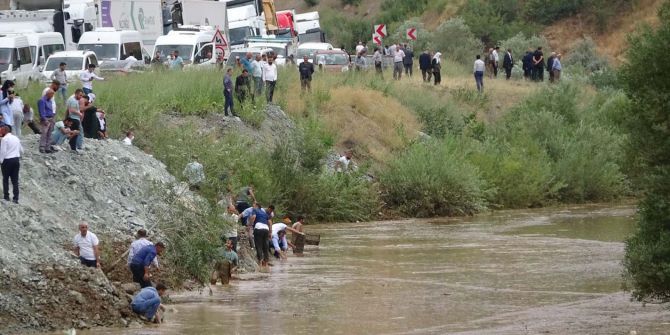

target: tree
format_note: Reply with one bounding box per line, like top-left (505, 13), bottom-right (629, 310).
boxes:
top-left (622, 1), bottom-right (670, 302)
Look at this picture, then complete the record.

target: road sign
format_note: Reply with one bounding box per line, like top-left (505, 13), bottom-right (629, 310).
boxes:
top-left (374, 24), bottom-right (387, 38)
top-left (373, 34), bottom-right (382, 46)
top-left (212, 27), bottom-right (228, 47)
top-left (406, 28), bottom-right (417, 40)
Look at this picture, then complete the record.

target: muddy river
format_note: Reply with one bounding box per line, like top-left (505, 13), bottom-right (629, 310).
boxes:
top-left (78, 203), bottom-right (670, 334)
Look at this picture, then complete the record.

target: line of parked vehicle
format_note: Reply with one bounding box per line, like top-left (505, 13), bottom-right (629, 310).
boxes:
top-left (0, 0), bottom-right (349, 86)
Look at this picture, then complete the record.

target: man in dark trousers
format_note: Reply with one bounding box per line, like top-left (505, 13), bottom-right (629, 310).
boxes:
top-left (419, 50), bottom-right (432, 82)
top-left (522, 49), bottom-right (533, 80)
top-left (532, 47), bottom-right (545, 82)
top-left (298, 55), bottom-right (315, 92)
top-left (546, 52), bottom-right (556, 83)
top-left (503, 48), bottom-right (514, 80)
top-left (403, 44), bottom-right (414, 77)
top-left (129, 242), bottom-right (165, 288)
top-left (0, 123), bottom-right (22, 203)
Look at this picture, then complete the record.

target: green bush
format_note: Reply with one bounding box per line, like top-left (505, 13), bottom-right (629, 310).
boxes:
top-left (622, 2), bottom-right (670, 302)
top-left (469, 137), bottom-right (558, 208)
top-left (564, 37), bottom-right (609, 73)
top-left (380, 138), bottom-right (488, 217)
top-left (320, 9), bottom-right (371, 50)
top-left (378, 0), bottom-right (430, 24)
top-left (522, 0), bottom-right (583, 24)
top-left (304, 0), bottom-right (319, 6)
top-left (389, 19), bottom-right (434, 52)
top-left (432, 17), bottom-right (484, 65)
top-left (499, 33), bottom-right (550, 64)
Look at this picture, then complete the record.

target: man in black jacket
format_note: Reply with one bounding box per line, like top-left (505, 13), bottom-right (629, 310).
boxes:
top-left (522, 49), bottom-right (533, 80)
top-left (419, 50), bottom-right (432, 82)
top-left (298, 55), bottom-right (315, 92)
top-left (503, 48), bottom-right (514, 80)
top-left (532, 47), bottom-right (545, 82)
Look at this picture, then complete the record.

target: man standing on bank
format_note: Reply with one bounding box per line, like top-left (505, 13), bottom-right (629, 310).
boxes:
top-left (0, 123), bottom-right (22, 203)
top-left (503, 48), bottom-right (514, 80)
top-left (298, 55), bottom-right (315, 93)
top-left (73, 222), bottom-right (100, 268)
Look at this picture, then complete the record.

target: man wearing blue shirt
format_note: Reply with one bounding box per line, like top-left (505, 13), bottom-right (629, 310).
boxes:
top-left (129, 242), bottom-right (165, 288)
top-left (131, 282), bottom-right (167, 323)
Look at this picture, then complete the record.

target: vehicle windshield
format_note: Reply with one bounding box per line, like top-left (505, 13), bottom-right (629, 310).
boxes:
top-left (225, 51), bottom-right (255, 67)
top-left (297, 48), bottom-right (318, 59)
top-left (229, 27), bottom-right (253, 45)
top-left (43, 44), bottom-right (65, 58)
top-left (78, 43), bottom-right (119, 60)
top-left (45, 57), bottom-right (82, 71)
top-left (299, 31), bottom-right (323, 43)
top-left (154, 45), bottom-right (194, 61)
top-left (319, 53), bottom-right (349, 65)
top-left (0, 48), bottom-right (12, 72)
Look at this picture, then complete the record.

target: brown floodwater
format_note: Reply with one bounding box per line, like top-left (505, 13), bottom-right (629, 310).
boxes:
top-left (72, 203), bottom-right (670, 334)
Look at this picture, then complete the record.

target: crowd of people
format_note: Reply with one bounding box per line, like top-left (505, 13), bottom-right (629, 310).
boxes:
top-left (0, 62), bottom-right (124, 204)
top-left (222, 52), bottom-right (280, 117)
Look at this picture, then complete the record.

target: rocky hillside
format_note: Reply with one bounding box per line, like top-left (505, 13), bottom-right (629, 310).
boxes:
top-left (0, 136), bottom-right (186, 334)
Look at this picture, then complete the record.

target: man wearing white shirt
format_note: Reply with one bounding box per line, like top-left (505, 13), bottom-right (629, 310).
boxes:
top-left (392, 45), bottom-right (405, 80)
top-left (79, 64), bottom-right (104, 95)
top-left (491, 47), bottom-right (500, 78)
top-left (251, 54), bottom-right (263, 99)
top-left (473, 54), bottom-right (486, 93)
top-left (73, 222), bottom-right (100, 268)
top-left (0, 123), bottom-right (22, 203)
top-left (262, 57), bottom-right (278, 103)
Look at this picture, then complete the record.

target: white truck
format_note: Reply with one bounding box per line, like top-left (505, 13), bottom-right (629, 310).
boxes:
top-left (295, 11), bottom-right (324, 43)
top-left (2, 0), bottom-right (100, 50)
top-left (99, 0), bottom-right (227, 51)
top-left (223, 0), bottom-right (262, 49)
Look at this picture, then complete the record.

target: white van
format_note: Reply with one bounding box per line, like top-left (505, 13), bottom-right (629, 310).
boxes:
top-left (77, 29), bottom-right (146, 63)
top-left (41, 50), bottom-right (98, 83)
top-left (24, 32), bottom-right (65, 72)
top-left (152, 26), bottom-right (217, 66)
top-left (0, 34), bottom-right (38, 86)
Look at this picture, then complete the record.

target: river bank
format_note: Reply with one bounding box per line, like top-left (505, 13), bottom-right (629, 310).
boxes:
top-left (49, 203), bottom-right (670, 335)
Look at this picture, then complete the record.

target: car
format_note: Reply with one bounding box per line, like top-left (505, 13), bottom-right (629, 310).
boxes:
top-left (296, 42), bottom-right (333, 65)
top-left (313, 50), bottom-right (350, 72)
top-left (41, 50), bottom-right (98, 83)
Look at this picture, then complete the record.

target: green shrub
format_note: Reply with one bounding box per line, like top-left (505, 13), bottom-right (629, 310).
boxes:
top-left (622, 2), bottom-right (670, 302)
top-left (389, 19), bottom-right (434, 52)
top-left (469, 137), bottom-right (559, 208)
top-left (379, 0), bottom-right (430, 24)
top-left (380, 138), bottom-right (488, 217)
top-left (304, 0), bottom-right (319, 6)
top-left (499, 33), bottom-right (550, 64)
top-left (432, 17), bottom-right (484, 64)
top-left (320, 9), bottom-right (371, 50)
top-left (564, 37), bottom-right (609, 73)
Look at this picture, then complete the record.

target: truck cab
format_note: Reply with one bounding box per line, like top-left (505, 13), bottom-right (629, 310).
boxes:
top-left (0, 34), bottom-right (39, 87)
top-left (77, 29), bottom-right (145, 63)
top-left (227, 4), bottom-right (261, 49)
top-left (295, 11), bottom-right (325, 43)
top-left (275, 10), bottom-right (296, 39)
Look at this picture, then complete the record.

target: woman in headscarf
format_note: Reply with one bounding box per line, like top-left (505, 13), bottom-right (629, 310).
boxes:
top-left (431, 52), bottom-right (442, 85)
top-left (0, 80), bottom-right (16, 126)
top-left (81, 93), bottom-right (101, 139)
